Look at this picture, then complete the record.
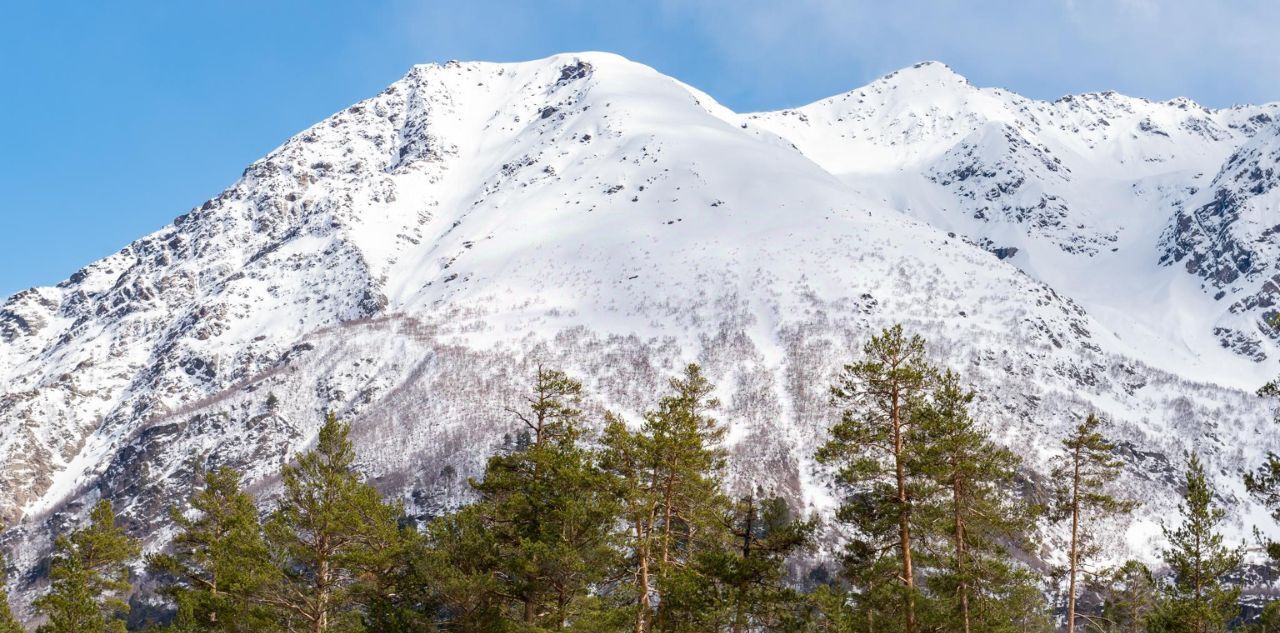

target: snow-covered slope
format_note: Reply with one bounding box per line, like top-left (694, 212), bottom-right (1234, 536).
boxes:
top-left (747, 61), bottom-right (1280, 388)
top-left (1, 53), bottom-right (1278, 607)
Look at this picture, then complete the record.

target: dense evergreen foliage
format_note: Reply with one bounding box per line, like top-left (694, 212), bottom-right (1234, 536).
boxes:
top-left (258, 412), bottom-right (407, 632)
top-left (913, 370), bottom-right (1043, 633)
top-left (1088, 560), bottom-right (1157, 633)
top-left (145, 468), bottom-right (274, 632)
top-left (1149, 455), bottom-right (1243, 633)
top-left (33, 500), bottom-right (140, 633)
top-left (425, 367), bottom-right (621, 630)
top-left (5, 324), bottom-right (1280, 631)
top-left (815, 325), bottom-right (935, 633)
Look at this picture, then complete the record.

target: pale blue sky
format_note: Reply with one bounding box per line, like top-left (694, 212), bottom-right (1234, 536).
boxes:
top-left (3, 0), bottom-right (1278, 298)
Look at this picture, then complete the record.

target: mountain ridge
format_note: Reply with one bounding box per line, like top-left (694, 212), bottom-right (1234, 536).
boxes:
top-left (1, 51), bottom-right (1277, 612)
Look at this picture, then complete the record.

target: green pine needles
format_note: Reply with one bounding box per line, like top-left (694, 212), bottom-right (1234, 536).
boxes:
top-left (145, 468), bottom-right (275, 632)
top-left (816, 326), bottom-right (1048, 633)
top-left (34, 501), bottom-right (140, 633)
top-left (1149, 454), bottom-right (1244, 633)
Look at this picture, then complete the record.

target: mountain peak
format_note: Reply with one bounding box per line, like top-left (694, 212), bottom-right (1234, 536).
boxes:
top-left (406, 51), bottom-right (649, 79)
top-left (3, 51), bottom-right (1279, 618)
top-left (877, 60), bottom-right (971, 89)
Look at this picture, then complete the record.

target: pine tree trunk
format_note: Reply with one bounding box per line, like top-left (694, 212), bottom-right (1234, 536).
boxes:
top-left (1067, 445), bottom-right (1082, 633)
top-left (316, 556), bottom-right (330, 633)
top-left (1194, 529), bottom-right (1203, 633)
top-left (210, 571), bottom-right (219, 626)
top-left (314, 514), bottom-right (336, 633)
top-left (635, 516), bottom-right (651, 633)
top-left (891, 387), bottom-right (917, 633)
top-left (953, 473), bottom-right (970, 633)
top-left (733, 496), bottom-right (755, 633)
top-left (661, 475), bottom-right (675, 567)
top-left (553, 583), bottom-right (568, 631)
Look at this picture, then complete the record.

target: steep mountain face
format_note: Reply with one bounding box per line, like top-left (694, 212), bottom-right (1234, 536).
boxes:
top-left (1, 53), bottom-right (1278, 610)
top-left (1160, 124), bottom-right (1280, 359)
top-left (748, 61), bottom-right (1280, 386)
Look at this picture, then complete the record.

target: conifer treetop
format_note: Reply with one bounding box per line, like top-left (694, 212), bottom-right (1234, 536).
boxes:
top-left (34, 500), bottom-right (140, 633)
top-left (1152, 453), bottom-right (1243, 633)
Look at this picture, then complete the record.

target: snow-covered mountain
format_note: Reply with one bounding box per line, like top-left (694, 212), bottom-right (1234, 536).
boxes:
top-left (747, 61), bottom-right (1280, 385)
top-left (2, 53), bottom-right (1278, 606)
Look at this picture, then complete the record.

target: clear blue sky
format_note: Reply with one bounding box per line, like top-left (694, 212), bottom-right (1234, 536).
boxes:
top-left (3, 0), bottom-right (1278, 298)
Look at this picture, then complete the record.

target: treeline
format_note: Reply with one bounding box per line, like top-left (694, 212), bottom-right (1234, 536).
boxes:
top-left (3, 325), bottom-right (1280, 632)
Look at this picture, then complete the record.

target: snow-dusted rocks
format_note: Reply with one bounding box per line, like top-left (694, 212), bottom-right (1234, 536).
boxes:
top-left (1, 53), bottom-right (1278, 607)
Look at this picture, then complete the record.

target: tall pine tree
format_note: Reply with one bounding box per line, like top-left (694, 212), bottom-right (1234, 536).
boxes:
top-left (1245, 453), bottom-right (1280, 564)
top-left (1087, 560), bottom-right (1155, 633)
top-left (659, 492), bottom-right (816, 633)
top-left (600, 363), bottom-right (729, 633)
top-left (147, 467), bottom-right (275, 632)
top-left (427, 367), bottom-right (622, 630)
top-left (598, 414), bottom-right (663, 633)
top-left (33, 500), bottom-right (140, 633)
top-left (1149, 453), bottom-right (1243, 633)
top-left (1052, 414), bottom-right (1137, 633)
top-left (912, 369), bottom-right (1042, 633)
top-left (258, 413), bottom-right (404, 633)
top-left (815, 324), bottom-right (934, 633)
top-left (356, 527), bottom-right (438, 633)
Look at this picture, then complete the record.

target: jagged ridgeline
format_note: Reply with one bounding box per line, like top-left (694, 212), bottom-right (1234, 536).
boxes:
top-left (1, 52), bottom-right (1279, 627)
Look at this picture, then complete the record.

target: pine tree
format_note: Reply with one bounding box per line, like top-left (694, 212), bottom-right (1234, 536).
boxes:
top-left (33, 500), bottom-right (141, 633)
top-left (1087, 560), bottom-right (1155, 633)
top-left (912, 370), bottom-right (1042, 633)
top-left (0, 555), bottom-right (24, 633)
top-left (804, 585), bottom-right (859, 633)
top-left (1249, 601), bottom-right (1280, 633)
top-left (1003, 579), bottom-right (1056, 633)
top-left (146, 467), bottom-right (275, 632)
top-left (600, 363), bottom-right (729, 633)
top-left (660, 493), bottom-right (816, 632)
top-left (598, 415), bottom-right (661, 633)
top-left (1149, 454), bottom-right (1243, 633)
top-left (357, 527), bottom-right (438, 633)
top-left (427, 367), bottom-right (622, 630)
top-left (258, 412), bottom-right (404, 633)
top-left (422, 507), bottom-right (504, 631)
top-left (1051, 414), bottom-right (1137, 633)
top-left (647, 364), bottom-right (726, 578)
top-left (1245, 454), bottom-right (1280, 563)
top-left (815, 324), bottom-right (934, 633)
